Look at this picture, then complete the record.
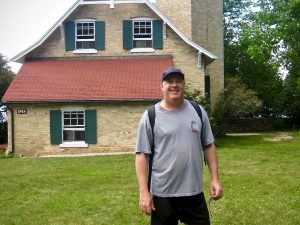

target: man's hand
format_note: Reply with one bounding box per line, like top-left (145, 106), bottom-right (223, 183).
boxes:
top-left (139, 191), bottom-right (155, 215)
top-left (210, 179), bottom-right (223, 200)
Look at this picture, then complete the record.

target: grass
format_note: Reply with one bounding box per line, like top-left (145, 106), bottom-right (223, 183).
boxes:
top-left (0, 131), bottom-right (299, 225)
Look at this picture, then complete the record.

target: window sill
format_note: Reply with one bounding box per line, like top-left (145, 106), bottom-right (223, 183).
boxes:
top-left (73, 49), bottom-right (97, 54)
top-left (59, 142), bottom-right (88, 148)
top-left (130, 48), bottom-right (155, 53)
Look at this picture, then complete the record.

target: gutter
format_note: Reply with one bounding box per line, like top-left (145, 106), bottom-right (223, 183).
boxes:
top-left (2, 98), bottom-right (162, 104)
top-left (7, 107), bottom-right (15, 155)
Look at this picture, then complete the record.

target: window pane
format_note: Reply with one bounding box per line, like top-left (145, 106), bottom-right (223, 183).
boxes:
top-left (78, 119), bottom-right (84, 125)
top-left (146, 40), bottom-right (152, 47)
top-left (63, 130), bottom-right (74, 141)
top-left (75, 131), bottom-right (85, 141)
top-left (76, 42), bottom-right (83, 49)
top-left (71, 119), bottom-right (77, 126)
top-left (83, 29), bottom-right (88, 35)
top-left (133, 40), bottom-right (153, 48)
top-left (64, 119), bottom-right (70, 126)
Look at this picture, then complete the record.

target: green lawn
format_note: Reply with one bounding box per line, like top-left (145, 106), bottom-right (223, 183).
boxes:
top-left (0, 131), bottom-right (299, 225)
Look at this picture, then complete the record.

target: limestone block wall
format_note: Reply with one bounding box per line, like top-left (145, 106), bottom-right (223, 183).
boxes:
top-left (27, 3), bottom-right (205, 91)
top-left (155, 0), bottom-right (192, 38)
top-left (191, 0), bottom-right (224, 104)
top-left (7, 102), bottom-right (152, 157)
top-left (28, 4), bottom-right (159, 58)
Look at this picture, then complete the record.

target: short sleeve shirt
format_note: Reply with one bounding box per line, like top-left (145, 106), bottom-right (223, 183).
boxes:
top-left (136, 100), bottom-right (215, 197)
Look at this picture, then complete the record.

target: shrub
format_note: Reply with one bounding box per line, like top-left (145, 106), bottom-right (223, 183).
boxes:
top-left (212, 77), bottom-right (262, 136)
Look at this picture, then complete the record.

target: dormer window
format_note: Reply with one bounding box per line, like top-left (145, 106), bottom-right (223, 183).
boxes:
top-left (76, 22), bottom-right (95, 49)
top-left (64, 20), bottom-right (105, 53)
top-left (123, 18), bottom-right (163, 51)
top-left (133, 21), bottom-right (152, 48)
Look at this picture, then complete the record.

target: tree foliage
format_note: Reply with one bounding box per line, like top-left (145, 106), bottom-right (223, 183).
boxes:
top-left (0, 54), bottom-right (14, 100)
top-left (212, 77), bottom-right (262, 135)
top-left (0, 54), bottom-right (14, 127)
top-left (224, 0), bottom-right (300, 124)
top-left (184, 84), bottom-right (210, 112)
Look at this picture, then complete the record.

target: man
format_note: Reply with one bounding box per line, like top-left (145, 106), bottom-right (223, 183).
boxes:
top-left (135, 67), bottom-right (223, 225)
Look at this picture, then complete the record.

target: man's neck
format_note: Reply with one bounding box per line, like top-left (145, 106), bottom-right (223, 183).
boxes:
top-left (161, 98), bottom-right (185, 111)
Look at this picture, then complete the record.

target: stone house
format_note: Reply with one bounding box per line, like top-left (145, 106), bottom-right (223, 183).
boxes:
top-left (2, 0), bottom-right (224, 157)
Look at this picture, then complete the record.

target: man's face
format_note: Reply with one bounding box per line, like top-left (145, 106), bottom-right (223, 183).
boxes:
top-left (161, 73), bottom-right (185, 101)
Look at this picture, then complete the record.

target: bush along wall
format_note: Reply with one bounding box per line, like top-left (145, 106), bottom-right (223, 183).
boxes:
top-left (0, 122), bottom-right (7, 144)
top-left (223, 118), bottom-right (294, 133)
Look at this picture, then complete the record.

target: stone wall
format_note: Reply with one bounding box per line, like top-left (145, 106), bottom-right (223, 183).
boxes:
top-left (7, 102), bottom-right (153, 157)
top-left (27, 3), bottom-right (205, 91)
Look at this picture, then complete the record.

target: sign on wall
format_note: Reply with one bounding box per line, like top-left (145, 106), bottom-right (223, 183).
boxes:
top-left (17, 109), bottom-right (27, 114)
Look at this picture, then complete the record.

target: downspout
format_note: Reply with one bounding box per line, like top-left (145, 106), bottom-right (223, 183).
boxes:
top-left (7, 106), bottom-right (15, 155)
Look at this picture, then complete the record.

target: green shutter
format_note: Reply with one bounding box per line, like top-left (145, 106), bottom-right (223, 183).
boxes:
top-left (95, 21), bottom-right (105, 50)
top-left (85, 110), bottom-right (97, 144)
top-left (123, 20), bottom-right (133, 49)
top-left (50, 110), bottom-right (62, 144)
top-left (153, 20), bottom-right (163, 49)
top-left (64, 21), bottom-right (75, 51)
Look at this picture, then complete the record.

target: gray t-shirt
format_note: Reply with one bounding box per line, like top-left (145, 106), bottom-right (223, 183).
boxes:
top-left (136, 100), bottom-right (215, 197)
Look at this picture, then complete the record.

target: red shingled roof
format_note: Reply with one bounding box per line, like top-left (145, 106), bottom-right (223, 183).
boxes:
top-left (2, 57), bottom-right (172, 102)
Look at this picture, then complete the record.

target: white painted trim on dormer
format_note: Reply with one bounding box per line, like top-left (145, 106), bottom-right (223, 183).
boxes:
top-left (130, 48), bottom-right (155, 53)
top-left (131, 17), bottom-right (153, 21)
top-left (110, 0), bottom-right (115, 8)
top-left (73, 49), bottom-right (98, 54)
top-left (75, 18), bottom-right (96, 22)
top-left (11, 0), bottom-right (217, 63)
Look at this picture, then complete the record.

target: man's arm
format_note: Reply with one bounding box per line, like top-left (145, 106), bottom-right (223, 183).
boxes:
top-left (204, 143), bottom-right (223, 200)
top-left (135, 152), bottom-right (155, 215)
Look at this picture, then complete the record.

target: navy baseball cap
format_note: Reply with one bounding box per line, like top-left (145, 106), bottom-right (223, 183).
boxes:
top-left (161, 67), bottom-right (185, 82)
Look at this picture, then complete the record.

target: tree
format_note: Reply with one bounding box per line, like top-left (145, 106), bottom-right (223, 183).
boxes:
top-left (212, 77), bottom-right (262, 135)
top-left (242, 0), bottom-right (300, 123)
top-left (282, 74), bottom-right (300, 126)
top-left (0, 54), bottom-right (14, 100)
top-left (0, 53), bottom-right (14, 144)
top-left (224, 0), bottom-right (285, 116)
top-left (184, 84), bottom-right (210, 113)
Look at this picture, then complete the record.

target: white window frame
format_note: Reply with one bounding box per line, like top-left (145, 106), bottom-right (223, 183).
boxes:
top-left (60, 109), bottom-right (88, 148)
top-left (131, 19), bottom-right (154, 52)
top-left (74, 19), bottom-right (96, 53)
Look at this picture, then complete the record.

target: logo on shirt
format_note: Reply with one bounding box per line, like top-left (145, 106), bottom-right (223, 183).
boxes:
top-left (190, 121), bottom-right (199, 133)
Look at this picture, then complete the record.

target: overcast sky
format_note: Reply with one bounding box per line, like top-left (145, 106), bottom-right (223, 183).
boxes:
top-left (0, 0), bottom-right (76, 73)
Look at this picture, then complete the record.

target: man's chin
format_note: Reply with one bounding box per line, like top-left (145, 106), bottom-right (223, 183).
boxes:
top-left (168, 95), bottom-right (183, 101)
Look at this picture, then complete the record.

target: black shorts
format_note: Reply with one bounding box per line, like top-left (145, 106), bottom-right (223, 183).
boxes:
top-left (151, 192), bottom-right (210, 225)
